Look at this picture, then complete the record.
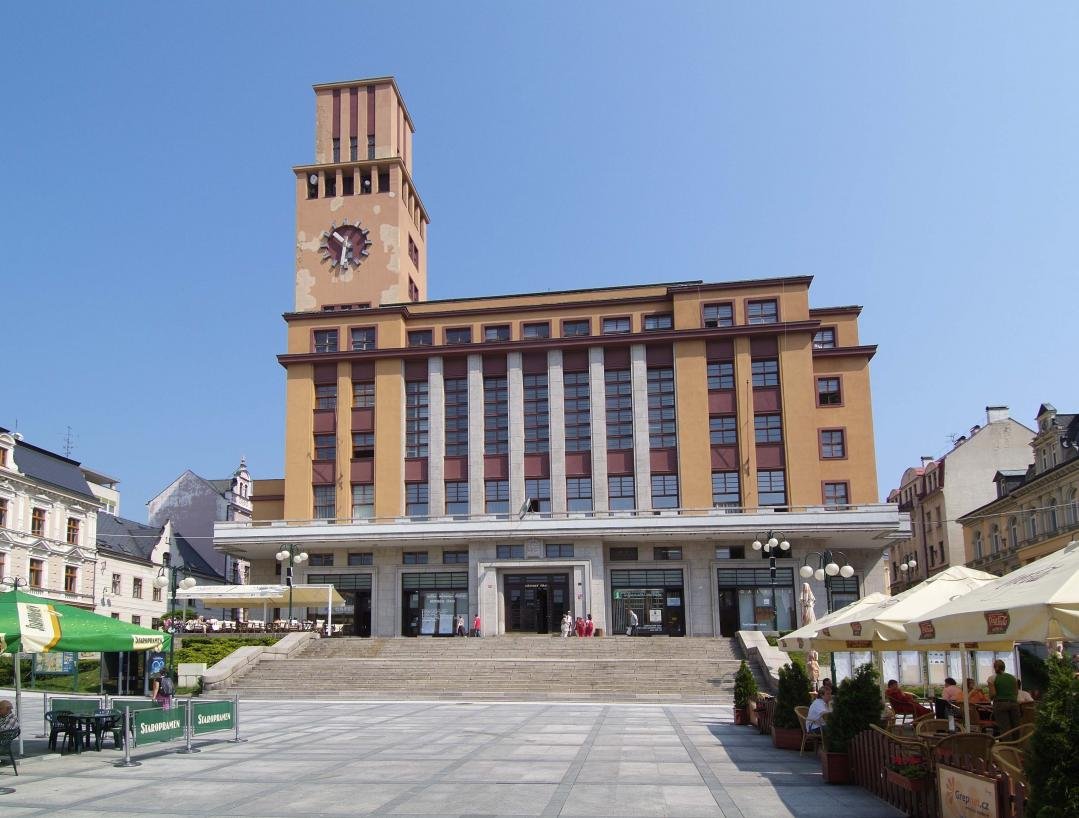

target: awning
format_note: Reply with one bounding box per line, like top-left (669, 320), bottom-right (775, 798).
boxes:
top-left (174, 584), bottom-right (345, 609)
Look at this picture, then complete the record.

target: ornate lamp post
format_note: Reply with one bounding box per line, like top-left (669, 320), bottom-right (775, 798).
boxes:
top-left (751, 532), bottom-right (790, 630)
top-left (275, 545), bottom-right (308, 625)
top-left (154, 562), bottom-right (196, 670)
top-left (799, 550), bottom-right (856, 582)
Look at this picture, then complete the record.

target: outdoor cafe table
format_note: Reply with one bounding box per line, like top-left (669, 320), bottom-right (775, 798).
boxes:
top-left (53, 710), bottom-right (118, 754)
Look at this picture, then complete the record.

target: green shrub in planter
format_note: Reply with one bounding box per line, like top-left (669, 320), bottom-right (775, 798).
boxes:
top-left (1028, 656), bottom-right (1079, 818)
top-left (823, 662), bottom-right (881, 755)
top-left (773, 661), bottom-right (811, 730)
top-left (734, 660), bottom-right (758, 710)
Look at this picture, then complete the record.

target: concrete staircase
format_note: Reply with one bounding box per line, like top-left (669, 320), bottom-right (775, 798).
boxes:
top-left (212, 636), bottom-right (746, 703)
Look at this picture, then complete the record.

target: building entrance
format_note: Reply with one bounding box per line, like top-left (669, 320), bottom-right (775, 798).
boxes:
top-left (306, 572), bottom-right (373, 637)
top-left (504, 573), bottom-right (569, 634)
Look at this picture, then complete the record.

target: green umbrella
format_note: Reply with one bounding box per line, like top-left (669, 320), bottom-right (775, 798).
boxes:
top-left (0, 589), bottom-right (171, 653)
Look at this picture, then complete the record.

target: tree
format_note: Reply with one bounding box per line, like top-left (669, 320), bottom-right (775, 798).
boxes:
top-left (824, 662), bottom-right (881, 754)
top-left (1028, 656), bottom-right (1079, 818)
top-left (774, 661), bottom-right (811, 730)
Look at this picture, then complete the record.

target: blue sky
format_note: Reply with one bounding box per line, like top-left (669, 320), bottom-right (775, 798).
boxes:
top-left (2, 2), bottom-right (1077, 520)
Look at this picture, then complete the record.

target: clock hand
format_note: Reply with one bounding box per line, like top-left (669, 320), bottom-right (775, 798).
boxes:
top-left (340, 243), bottom-right (348, 266)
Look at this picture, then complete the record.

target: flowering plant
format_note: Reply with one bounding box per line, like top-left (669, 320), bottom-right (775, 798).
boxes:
top-left (887, 754), bottom-right (930, 780)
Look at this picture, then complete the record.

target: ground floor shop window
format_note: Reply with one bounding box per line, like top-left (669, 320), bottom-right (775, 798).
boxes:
top-left (609, 569), bottom-right (685, 636)
top-left (826, 575), bottom-right (859, 613)
top-left (308, 572), bottom-right (372, 636)
top-left (504, 573), bottom-right (569, 634)
top-left (402, 572), bottom-right (468, 636)
top-left (717, 567), bottom-right (795, 635)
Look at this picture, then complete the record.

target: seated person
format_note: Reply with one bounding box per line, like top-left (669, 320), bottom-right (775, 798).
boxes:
top-left (806, 686), bottom-right (832, 732)
top-left (886, 679), bottom-right (932, 718)
top-left (1016, 679), bottom-right (1034, 704)
top-left (966, 679), bottom-right (990, 705)
top-left (941, 677), bottom-right (964, 703)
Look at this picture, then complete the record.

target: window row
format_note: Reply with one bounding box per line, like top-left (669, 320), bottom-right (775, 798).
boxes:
top-left (0, 502), bottom-right (83, 545)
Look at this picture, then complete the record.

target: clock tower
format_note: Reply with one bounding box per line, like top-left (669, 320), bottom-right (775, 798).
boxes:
top-left (293, 77), bottom-right (428, 311)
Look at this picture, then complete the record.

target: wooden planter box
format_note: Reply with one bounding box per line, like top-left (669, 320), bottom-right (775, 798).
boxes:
top-left (821, 751), bottom-right (850, 785)
top-left (734, 706), bottom-right (749, 725)
top-left (772, 725), bottom-right (803, 750)
top-left (886, 768), bottom-right (932, 794)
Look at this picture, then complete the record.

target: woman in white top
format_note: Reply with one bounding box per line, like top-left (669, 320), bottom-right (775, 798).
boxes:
top-left (806, 686), bottom-right (832, 732)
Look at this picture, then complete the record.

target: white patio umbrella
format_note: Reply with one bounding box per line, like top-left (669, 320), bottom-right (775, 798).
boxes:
top-left (777, 592), bottom-right (889, 651)
top-left (800, 583), bottom-right (817, 627)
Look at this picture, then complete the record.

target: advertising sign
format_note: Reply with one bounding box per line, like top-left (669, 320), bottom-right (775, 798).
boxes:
top-left (937, 764), bottom-right (999, 818)
top-left (35, 652), bottom-right (76, 675)
top-left (192, 700), bottom-right (235, 735)
top-left (649, 609), bottom-right (663, 623)
top-left (135, 707), bottom-right (186, 745)
top-left (147, 652), bottom-right (166, 677)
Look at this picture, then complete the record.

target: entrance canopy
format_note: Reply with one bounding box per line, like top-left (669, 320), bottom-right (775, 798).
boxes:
top-left (175, 584), bottom-right (345, 610)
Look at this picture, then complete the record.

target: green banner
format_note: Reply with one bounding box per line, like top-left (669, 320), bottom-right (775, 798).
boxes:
top-left (192, 700), bottom-right (234, 735)
top-left (50, 697), bottom-right (102, 715)
top-left (134, 706), bottom-right (186, 745)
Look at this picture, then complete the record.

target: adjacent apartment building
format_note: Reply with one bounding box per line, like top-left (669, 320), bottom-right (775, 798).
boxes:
top-left (962, 403), bottom-right (1079, 575)
top-left (215, 77), bottom-right (909, 637)
top-left (885, 407), bottom-right (1034, 593)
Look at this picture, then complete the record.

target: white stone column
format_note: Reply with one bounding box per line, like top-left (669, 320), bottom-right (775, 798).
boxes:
top-left (508, 352), bottom-right (525, 513)
top-left (427, 357), bottom-right (445, 516)
top-left (588, 347), bottom-right (609, 511)
top-left (631, 344), bottom-right (652, 510)
top-left (467, 354), bottom-right (485, 515)
top-left (547, 350), bottom-right (567, 513)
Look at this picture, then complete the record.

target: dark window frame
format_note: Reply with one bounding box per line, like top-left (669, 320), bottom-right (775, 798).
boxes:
top-left (444, 326), bottom-right (473, 345)
top-left (350, 326), bottom-right (376, 351)
top-left (643, 313), bottom-right (673, 332)
top-left (313, 329), bottom-right (339, 353)
top-left (702, 302), bottom-right (734, 328)
top-left (407, 329), bottom-right (434, 348)
top-left (819, 428), bottom-right (847, 460)
top-left (746, 299), bottom-right (779, 325)
top-left (562, 319), bottom-right (591, 337)
top-left (601, 315), bottom-right (632, 335)
top-left (712, 470), bottom-right (741, 507)
top-left (816, 376), bottom-right (843, 407)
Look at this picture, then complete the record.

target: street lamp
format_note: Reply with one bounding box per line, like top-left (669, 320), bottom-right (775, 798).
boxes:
top-left (1, 577), bottom-right (27, 591)
top-left (799, 551), bottom-right (855, 582)
top-left (750, 531), bottom-right (790, 630)
top-left (154, 563), bottom-right (196, 670)
top-left (275, 545), bottom-right (308, 624)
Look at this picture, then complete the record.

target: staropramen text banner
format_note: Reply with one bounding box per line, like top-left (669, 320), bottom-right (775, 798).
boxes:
top-left (192, 700), bottom-right (234, 735)
top-left (135, 707), bottom-right (186, 745)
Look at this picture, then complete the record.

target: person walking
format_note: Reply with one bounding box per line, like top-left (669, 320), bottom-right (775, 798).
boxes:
top-left (560, 612), bottom-right (572, 638)
top-left (472, 613), bottom-right (482, 637)
top-left (584, 614), bottom-right (595, 637)
top-left (987, 659), bottom-right (1020, 734)
top-left (575, 616), bottom-right (585, 637)
top-left (627, 608), bottom-right (639, 637)
top-left (150, 669), bottom-right (175, 710)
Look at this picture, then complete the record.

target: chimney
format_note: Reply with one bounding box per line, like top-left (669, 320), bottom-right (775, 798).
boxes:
top-left (920, 456), bottom-right (934, 468)
top-left (986, 405), bottom-right (1009, 424)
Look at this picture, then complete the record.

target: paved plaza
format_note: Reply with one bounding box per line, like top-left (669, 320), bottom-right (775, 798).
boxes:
top-left (0, 694), bottom-right (902, 818)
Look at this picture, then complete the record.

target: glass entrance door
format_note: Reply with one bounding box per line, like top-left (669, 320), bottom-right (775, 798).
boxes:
top-left (504, 574), bottom-right (568, 634)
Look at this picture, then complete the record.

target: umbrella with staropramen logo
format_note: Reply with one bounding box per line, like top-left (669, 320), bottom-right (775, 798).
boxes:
top-left (0, 588), bottom-right (171, 757)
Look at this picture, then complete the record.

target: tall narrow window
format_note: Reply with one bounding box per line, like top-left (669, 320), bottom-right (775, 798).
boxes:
top-left (484, 377), bottom-right (509, 454)
top-left (367, 135), bottom-right (376, 160)
top-left (444, 377), bottom-right (469, 456)
top-left (111, 573), bottom-right (121, 595)
top-left (31, 507), bottom-right (45, 537)
top-left (711, 471), bottom-right (740, 507)
top-left (349, 136), bottom-right (358, 161)
top-left (608, 476), bottom-right (636, 510)
top-left (351, 484), bottom-right (374, 519)
top-left (523, 374), bottom-right (550, 453)
top-left (0, 498), bottom-right (7, 528)
top-left (353, 381), bottom-right (374, 408)
top-left (132, 578), bottom-right (143, 599)
top-left (647, 368), bottom-right (676, 447)
top-left (605, 370), bottom-right (633, 450)
top-left (707, 361), bottom-right (734, 390)
top-left (758, 470), bottom-right (787, 506)
top-left (314, 434), bottom-right (336, 461)
top-left (29, 558), bottom-right (44, 587)
top-left (406, 483), bottom-right (429, 516)
top-left (313, 485), bottom-right (336, 519)
top-left (332, 137), bottom-right (340, 163)
top-left (563, 371), bottom-right (591, 452)
top-left (316, 384), bottom-right (337, 409)
top-left (524, 478), bottom-right (551, 512)
top-left (405, 381), bottom-right (430, 457)
top-left (66, 517), bottom-right (80, 545)
top-left (64, 565), bottom-right (78, 593)
top-left (567, 478), bottom-right (593, 511)
top-left (651, 474), bottom-right (679, 509)
top-left (324, 172), bottom-right (337, 197)
top-left (751, 358), bottom-right (779, 388)
top-left (485, 480), bottom-right (510, 514)
top-left (445, 481), bottom-right (470, 516)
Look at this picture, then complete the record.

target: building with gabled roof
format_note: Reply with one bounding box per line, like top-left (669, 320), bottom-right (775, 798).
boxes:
top-left (94, 512), bottom-right (169, 626)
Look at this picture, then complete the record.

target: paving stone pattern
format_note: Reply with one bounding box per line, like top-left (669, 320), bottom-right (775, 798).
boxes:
top-left (0, 695), bottom-right (901, 817)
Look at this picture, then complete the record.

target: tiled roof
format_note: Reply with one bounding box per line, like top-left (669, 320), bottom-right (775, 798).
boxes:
top-left (1, 427), bottom-right (95, 500)
top-left (96, 513), bottom-right (162, 561)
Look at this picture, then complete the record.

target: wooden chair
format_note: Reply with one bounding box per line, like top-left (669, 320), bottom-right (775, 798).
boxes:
top-left (992, 744), bottom-right (1027, 788)
top-left (934, 733), bottom-right (996, 767)
top-left (794, 705), bottom-right (822, 756)
top-left (869, 724), bottom-right (929, 758)
top-left (966, 703), bottom-right (997, 734)
top-left (914, 718), bottom-right (950, 738)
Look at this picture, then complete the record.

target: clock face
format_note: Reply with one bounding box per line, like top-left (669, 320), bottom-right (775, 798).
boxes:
top-left (319, 220), bottom-right (372, 271)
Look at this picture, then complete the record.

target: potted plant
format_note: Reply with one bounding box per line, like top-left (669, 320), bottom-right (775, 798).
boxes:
top-left (733, 660), bottom-right (758, 726)
top-left (820, 662), bottom-right (882, 784)
top-left (885, 752), bottom-right (932, 793)
top-left (772, 661), bottom-right (811, 750)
